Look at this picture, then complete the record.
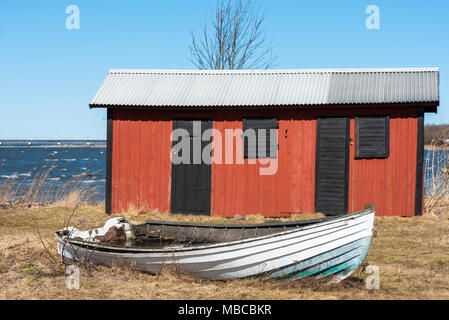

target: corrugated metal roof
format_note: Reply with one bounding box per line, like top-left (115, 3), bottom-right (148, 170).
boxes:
top-left (89, 68), bottom-right (440, 108)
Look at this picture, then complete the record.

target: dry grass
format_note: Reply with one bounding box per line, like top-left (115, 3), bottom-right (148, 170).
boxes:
top-left (424, 127), bottom-right (449, 216)
top-left (124, 206), bottom-right (324, 224)
top-left (0, 165), bottom-right (99, 209)
top-left (0, 204), bottom-right (448, 300)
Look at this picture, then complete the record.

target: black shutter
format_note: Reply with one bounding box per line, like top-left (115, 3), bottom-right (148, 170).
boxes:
top-left (355, 116), bottom-right (390, 158)
top-left (243, 118), bottom-right (278, 159)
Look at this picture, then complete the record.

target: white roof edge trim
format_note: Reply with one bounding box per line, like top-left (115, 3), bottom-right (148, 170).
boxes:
top-left (107, 67), bottom-right (439, 75)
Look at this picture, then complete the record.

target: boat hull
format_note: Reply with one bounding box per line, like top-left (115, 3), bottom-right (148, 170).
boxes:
top-left (56, 209), bottom-right (374, 281)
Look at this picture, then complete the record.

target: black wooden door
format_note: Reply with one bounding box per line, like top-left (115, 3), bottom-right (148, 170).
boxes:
top-left (315, 117), bottom-right (350, 215)
top-left (171, 119), bottom-right (212, 215)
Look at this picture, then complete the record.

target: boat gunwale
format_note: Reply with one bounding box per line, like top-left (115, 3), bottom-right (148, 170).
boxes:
top-left (55, 209), bottom-right (374, 254)
top-left (144, 216), bottom-right (336, 229)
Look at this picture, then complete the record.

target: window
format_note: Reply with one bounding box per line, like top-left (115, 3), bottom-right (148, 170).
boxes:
top-left (243, 117), bottom-right (279, 159)
top-left (355, 116), bottom-right (390, 158)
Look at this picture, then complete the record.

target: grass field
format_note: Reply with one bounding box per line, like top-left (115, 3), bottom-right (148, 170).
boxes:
top-left (0, 204), bottom-right (448, 300)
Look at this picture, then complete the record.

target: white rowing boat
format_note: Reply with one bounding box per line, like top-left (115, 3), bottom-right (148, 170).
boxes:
top-left (56, 205), bottom-right (375, 281)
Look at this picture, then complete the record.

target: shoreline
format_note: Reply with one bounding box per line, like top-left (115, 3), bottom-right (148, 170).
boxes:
top-left (424, 145), bottom-right (449, 150)
top-left (0, 145), bottom-right (106, 148)
top-left (0, 144), bottom-right (446, 149)
top-left (0, 145), bottom-right (444, 149)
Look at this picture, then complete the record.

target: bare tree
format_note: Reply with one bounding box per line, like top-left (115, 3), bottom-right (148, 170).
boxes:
top-left (189, 0), bottom-right (276, 70)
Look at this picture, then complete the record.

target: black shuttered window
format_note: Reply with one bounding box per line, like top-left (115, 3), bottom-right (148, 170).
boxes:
top-left (355, 116), bottom-right (390, 158)
top-left (243, 118), bottom-right (279, 159)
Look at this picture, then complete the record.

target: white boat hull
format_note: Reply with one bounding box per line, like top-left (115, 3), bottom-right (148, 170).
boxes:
top-left (56, 209), bottom-right (374, 281)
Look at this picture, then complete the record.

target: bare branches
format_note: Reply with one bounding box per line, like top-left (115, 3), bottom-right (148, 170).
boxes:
top-left (189, 0), bottom-right (276, 70)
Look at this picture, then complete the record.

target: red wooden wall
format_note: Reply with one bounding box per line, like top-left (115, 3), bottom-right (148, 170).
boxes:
top-left (110, 107), bottom-right (420, 217)
top-left (347, 108), bottom-right (418, 217)
top-left (211, 110), bottom-right (316, 217)
top-left (111, 110), bottom-right (172, 213)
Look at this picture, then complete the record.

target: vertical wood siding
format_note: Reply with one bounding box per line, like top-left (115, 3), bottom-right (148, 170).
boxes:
top-left (211, 110), bottom-right (316, 217)
top-left (347, 109), bottom-right (418, 216)
top-left (110, 107), bottom-right (420, 217)
top-left (111, 109), bottom-right (172, 213)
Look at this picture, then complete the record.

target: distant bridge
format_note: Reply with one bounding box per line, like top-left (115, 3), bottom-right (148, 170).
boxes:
top-left (0, 140), bottom-right (105, 143)
top-left (0, 140), bottom-right (106, 146)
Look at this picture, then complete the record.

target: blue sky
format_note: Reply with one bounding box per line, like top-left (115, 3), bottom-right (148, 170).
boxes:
top-left (0, 0), bottom-right (448, 139)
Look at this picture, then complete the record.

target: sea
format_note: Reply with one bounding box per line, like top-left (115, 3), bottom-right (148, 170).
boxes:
top-left (0, 142), bottom-right (447, 204)
top-left (0, 141), bottom-right (106, 203)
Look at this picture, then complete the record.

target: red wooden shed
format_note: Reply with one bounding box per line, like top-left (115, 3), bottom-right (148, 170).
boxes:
top-left (90, 68), bottom-right (440, 217)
